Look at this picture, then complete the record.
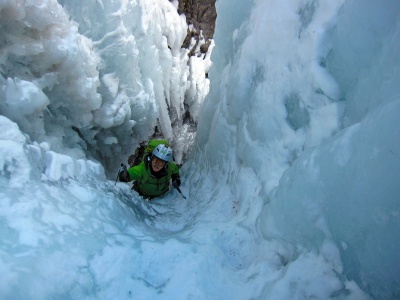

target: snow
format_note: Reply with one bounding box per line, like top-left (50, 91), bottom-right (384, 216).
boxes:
top-left (1, 0), bottom-right (399, 299)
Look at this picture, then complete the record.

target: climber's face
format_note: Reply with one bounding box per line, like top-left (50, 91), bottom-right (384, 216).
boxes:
top-left (151, 156), bottom-right (167, 172)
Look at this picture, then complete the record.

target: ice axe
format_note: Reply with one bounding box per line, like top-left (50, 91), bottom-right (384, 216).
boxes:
top-left (172, 181), bottom-right (187, 199)
top-left (115, 163), bottom-right (125, 185)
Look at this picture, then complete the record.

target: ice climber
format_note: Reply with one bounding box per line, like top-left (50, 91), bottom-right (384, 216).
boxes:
top-left (118, 143), bottom-right (181, 200)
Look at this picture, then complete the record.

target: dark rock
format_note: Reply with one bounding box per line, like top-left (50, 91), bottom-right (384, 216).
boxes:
top-left (175, 0), bottom-right (216, 54)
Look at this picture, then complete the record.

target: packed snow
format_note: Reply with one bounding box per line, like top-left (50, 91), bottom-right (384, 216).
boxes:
top-left (1, 0), bottom-right (399, 299)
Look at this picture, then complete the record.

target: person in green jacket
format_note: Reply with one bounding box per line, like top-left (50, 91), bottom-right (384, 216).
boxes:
top-left (119, 144), bottom-right (181, 200)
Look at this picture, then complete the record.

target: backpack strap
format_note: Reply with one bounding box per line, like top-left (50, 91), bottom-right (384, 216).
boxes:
top-left (144, 152), bottom-right (152, 166)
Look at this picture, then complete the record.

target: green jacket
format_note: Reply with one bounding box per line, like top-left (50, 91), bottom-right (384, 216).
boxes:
top-left (127, 159), bottom-right (180, 198)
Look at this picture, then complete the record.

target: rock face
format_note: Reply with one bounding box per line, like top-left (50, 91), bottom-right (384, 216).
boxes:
top-left (177, 0), bottom-right (217, 54)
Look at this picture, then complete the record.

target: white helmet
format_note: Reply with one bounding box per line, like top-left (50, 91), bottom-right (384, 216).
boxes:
top-left (152, 144), bottom-right (173, 162)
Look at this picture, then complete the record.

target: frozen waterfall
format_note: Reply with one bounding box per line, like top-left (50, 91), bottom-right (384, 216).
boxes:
top-left (1, 0), bottom-right (399, 299)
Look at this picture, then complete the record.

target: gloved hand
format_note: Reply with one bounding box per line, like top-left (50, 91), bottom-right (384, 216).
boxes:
top-left (171, 174), bottom-right (181, 188)
top-left (119, 165), bottom-right (130, 182)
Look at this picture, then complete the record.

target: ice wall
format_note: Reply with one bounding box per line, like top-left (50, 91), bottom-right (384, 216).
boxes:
top-left (0, 0), bottom-right (211, 172)
top-left (196, 0), bottom-right (400, 298)
top-left (59, 0), bottom-right (213, 165)
top-left (58, 0), bottom-right (187, 158)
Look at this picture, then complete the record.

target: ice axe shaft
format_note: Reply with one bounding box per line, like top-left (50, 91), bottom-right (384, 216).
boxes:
top-left (173, 183), bottom-right (187, 199)
top-left (115, 163), bottom-right (124, 185)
